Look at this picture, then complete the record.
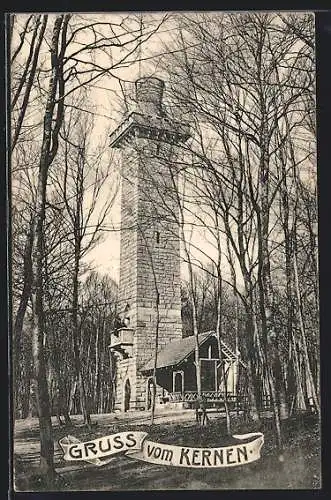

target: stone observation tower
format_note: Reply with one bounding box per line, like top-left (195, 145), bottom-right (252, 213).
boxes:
top-left (109, 77), bottom-right (190, 411)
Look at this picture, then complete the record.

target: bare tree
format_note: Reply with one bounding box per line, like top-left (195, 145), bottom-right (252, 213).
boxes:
top-left (49, 102), bottom-right (118, 426)
top-left (29, 14), bottom-right (69, 479)
top-left (158, 11), bottom-right (317, 442)
top-left (11, 11), bottom-right (168, 479)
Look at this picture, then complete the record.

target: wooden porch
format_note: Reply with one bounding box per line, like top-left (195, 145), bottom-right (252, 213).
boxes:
top-left (165, 391), bottom-right (276, 413)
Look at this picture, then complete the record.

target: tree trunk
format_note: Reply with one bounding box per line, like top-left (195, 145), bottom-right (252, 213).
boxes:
top-left (29, 15), bottom-right (66, 479)
top-left (72, 255), bottom-right (91, 426)
top-left (240, 283), bottom-right (261, 423)
top-left (215, 271), bottom-right (231, 434)
top-left (94, 322), bottom-right (100, 412)
top-left (31, 244), bottom-right (54, 476)
top-left (257, 136), bottom-right (283, 446)
top-left (49, 323), bottom-right (72, 425)
top-left (13, 226), bottom-right (33, 415)
top-left (291, 332), bottom-right (306, 412)
top-left (184, 234), bottom-right (201, 397)
top-left (293, 243), bottom-right (320, 417)
top-left (11, 16), bottom-right (48, 151)
top-left (109, 350), bottom-right (116, 413)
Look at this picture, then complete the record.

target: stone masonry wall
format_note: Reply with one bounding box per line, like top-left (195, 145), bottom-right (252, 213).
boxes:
top-left (115, 134), bottom-right (183, 410)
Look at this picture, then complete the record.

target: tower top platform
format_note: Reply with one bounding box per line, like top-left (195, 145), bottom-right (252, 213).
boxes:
top-left (109, 76), bottom-right (190, 148)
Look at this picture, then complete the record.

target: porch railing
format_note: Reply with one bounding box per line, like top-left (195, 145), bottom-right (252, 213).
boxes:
top-left (168, 391), bottom-right (244, 403)
top-left (167, 392), bottom-right (318, 414)
top-left (167, 391), bottom-right (250, 411)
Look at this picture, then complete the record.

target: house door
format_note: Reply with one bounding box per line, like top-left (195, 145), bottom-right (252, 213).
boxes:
top-left (124, 379), bottom-right (131, 412)
top-left (200, 359), bottom-right (217, 391)
top-left (146, 378), bottom-right (154, 410)
top-left (173, 371), bottom-right (184, 393)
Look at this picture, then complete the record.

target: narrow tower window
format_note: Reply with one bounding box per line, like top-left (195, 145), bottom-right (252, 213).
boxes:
top-left (156, 231), bottom-right (160, 244)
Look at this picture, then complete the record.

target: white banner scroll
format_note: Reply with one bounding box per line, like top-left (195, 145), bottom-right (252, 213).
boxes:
top-left (59, 431), bottom-right (148, 465)
top-left (59, 431), bottom-right (264, 468)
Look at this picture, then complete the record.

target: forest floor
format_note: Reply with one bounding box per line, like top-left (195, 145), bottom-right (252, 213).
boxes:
top-left (13, 409), bottom-right (321, 491)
